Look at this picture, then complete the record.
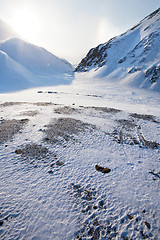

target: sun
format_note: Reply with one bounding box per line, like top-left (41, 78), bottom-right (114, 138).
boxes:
top-left (11, 7), bottom-right (40, 42)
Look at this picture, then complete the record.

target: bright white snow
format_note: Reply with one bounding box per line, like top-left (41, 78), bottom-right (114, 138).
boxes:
top-left (0, 8), bottom-right (160, 240)
top-left (0, 74), bottom-right (160, 240)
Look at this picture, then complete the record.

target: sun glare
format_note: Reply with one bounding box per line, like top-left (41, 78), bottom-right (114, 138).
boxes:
top-left (12, 7), bottom-right (40, 42)
top-left (97, 17), bottom-right (121, 44)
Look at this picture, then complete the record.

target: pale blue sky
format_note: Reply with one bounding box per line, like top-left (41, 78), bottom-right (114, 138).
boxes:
top-left (0, 0), bottom-right (159, 64)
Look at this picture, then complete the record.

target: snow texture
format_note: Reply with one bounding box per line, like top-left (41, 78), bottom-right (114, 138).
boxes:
top-left (0, 75), bottom-right (160, 240)
top-left (0, 8), bottom-right (160, 240)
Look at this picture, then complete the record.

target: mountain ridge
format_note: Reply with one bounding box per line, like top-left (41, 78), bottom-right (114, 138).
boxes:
top-left (75, 8), bottom-right (160, 92)
top-left (0, 37), bottom-right (73, 75)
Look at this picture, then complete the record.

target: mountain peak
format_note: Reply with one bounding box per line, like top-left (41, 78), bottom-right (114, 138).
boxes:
top-left (145, 7), bottom-right (160, 20)
top-left (75, 8), bottom-right (160, 92)
top-left (0, 19), bottom-right (74, 93)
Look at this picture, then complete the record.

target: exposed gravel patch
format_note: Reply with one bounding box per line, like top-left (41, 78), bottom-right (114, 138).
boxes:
top-left (54, 106), bottom-right (82, 115)
top-left (15, 144), bottom-right (49, 159)
top-left (0, 102), bottom-right (26, 107)
top-left (116, 119), bottom-right (137, 130)
top-left (43, 117), bottom-right (96, 144)
top-left (112, 120), bottom-right (160, 149)
top-left (15, 143), bottom-right (56, 167)
top-left (83, 106), bottom-right (121, 114)
top-left (137, 125), bottom-right (160, 149)
top-left (0, 102), bottom-right (59, 107)
top-left (33, 102), bottom-right (59, 106)
top-left (20, 110), bottom-right (39, 117)
top-left (0, 119), bottom-right (29, 144)
top-left (130, 113), bottom-right (159, 123)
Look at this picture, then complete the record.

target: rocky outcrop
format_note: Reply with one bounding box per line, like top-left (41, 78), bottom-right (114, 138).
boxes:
top-left (75, 38), bottom-right (116, 72)
top-left (75, 8), bottom-right (160, 91)
top-left (145, 64), bottom-right (160, 83)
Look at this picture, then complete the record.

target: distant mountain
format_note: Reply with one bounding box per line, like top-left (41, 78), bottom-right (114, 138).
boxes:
top-left (0, 38), bottom-right (73, 75)
top-left (0, 50), bottom-right (34, 92)
top-left (0, 20), bottom-right (74, 93)
top-left (75, 8), bottom-right (160, 92)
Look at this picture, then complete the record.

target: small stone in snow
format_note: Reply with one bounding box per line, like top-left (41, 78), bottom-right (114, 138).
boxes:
top-left (0, 220), bottom-right (4, 226)
top-left (128, 214), bottom-right (133, 220)
top-left (44, 137), bottom-right (50, 141)
top-left (56, 161), bottom-right (64, 166)
top-left (15, 149), bottom-right (23, 154)
top-left (93, 206), bottom-right (98, 209)
top-left (50, 163), bottom-right (55, 168)
top-left (145, 221), bottom-right (151, 229)
top-left (98, 200), bottom-right (105, 208)
top-left (95, 165), bottom-right (111, 173)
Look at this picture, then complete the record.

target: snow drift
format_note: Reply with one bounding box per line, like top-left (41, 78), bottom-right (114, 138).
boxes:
top-left (75, 8), bottom-right (160, 92)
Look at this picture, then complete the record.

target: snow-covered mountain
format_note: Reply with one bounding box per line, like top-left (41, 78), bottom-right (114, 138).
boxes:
top-left (0, 20), bottom-right (74, 93)
top-left (0, 38), bottom-right (73, 75)
top-left (75, 8), bottom-right (160, 92)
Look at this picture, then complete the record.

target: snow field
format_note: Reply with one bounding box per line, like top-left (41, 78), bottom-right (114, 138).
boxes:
top-left (0, 79), bottom-right (160, 239)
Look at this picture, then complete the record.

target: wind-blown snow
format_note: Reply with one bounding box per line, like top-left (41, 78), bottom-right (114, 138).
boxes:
top-left (0, 74), bottom-right (160, 240)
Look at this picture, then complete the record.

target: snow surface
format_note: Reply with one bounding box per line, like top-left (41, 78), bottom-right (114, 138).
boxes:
top-left (0, 74), bottom-right (160, 240)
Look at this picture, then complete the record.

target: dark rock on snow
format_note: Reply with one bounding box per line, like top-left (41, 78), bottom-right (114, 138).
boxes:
top-left (95, 165), bottom-right (111, 173)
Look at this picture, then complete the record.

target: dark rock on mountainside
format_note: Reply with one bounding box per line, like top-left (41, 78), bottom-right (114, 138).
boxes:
top-left (75, 38), bottom-right (116, 72)
top-left (145, 64), bottom-right (160, 83)
top-left (75, 37), bottom-right (116, 72)
top-left (75, 8), bottom-right (160, 92)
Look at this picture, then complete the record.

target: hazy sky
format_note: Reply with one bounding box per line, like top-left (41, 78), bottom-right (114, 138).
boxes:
top-left (0, 0), bottom-right (159, 64)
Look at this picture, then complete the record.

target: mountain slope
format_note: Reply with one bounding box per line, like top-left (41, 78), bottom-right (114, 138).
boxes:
top-left (75, 8), bottom-right (160, 92)
top-left (0, 50), bottom-right (36, 92)
top-left (0, 20), bottom-right (74, 93)
top-left (0, 38), bottom-right (73, 76)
